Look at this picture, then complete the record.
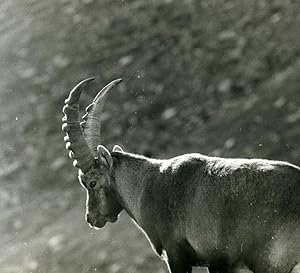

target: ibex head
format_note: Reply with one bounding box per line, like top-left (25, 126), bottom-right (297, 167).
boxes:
top-left (62, 78), bottom-right (123, 229)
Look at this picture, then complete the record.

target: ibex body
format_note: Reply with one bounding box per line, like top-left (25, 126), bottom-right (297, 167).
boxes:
top-left (62, 78), bottom-right (300, 273)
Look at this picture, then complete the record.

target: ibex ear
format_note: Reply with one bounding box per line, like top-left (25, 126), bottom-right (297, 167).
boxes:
top-left (96, 145), bottom-right (113, 170)
top-left (112, 145), bottom-right (123, 152)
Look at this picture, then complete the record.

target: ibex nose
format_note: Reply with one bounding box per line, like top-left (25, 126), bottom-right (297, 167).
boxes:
top-left (85, 213), bottom-right (106, 229)
top-left (86, 213), bottom-right (94, 225)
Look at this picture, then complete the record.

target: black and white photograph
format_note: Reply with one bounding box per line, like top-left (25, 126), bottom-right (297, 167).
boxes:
top-left (0, 1), bottom-right (299, 272)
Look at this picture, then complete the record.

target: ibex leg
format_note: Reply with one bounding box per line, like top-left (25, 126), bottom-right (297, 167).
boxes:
top-left (232, 266), bottom-right (254, 273)
top-left (165, 247), bottom-right (192, 273)
top-left (209, 263), bottom-right (253, 273)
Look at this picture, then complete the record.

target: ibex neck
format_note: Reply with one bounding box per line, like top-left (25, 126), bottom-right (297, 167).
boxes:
top-left (111, 152), bottom-right (162, 223)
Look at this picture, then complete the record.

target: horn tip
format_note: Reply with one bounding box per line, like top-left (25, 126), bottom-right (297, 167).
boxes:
top-left (75, 77), bottom-right (95, 89)
top-left (111, 78), bottom-right (122, 87)
top-left (93, 78), bottom-right (123, 102)
top-left (84, 77), bottom-right (95, 83)
top-left (69, 77), bottom-right (95, 96)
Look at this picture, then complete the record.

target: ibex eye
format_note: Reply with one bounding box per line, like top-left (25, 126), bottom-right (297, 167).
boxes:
top-left (89, 181), bottom-right (97, 189)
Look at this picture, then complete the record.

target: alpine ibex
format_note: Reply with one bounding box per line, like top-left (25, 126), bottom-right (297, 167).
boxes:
top-left (62, 78), bottom-right (300, 273)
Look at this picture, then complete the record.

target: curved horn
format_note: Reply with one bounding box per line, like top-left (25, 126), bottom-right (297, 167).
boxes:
top-left (81, 79), bottom-right (122, 155)
top-left (62, 78), bottom-right (95, 172)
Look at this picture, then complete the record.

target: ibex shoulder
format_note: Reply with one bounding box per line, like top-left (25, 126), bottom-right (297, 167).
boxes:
top-left (159, 153), bottom-right (300, 175)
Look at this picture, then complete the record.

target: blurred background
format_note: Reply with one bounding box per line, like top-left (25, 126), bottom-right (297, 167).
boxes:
top-left (0, 0), bottom-right (299, 272)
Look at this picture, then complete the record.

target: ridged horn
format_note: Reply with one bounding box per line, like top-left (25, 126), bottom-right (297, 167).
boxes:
top-left (81, 79), bottom-right (122, 155)
top-left (62, 78), bottom-right (95, 172)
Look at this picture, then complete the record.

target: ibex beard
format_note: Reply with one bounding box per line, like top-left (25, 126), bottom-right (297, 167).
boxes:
top-left (62, 78), bottom-right (300, 273)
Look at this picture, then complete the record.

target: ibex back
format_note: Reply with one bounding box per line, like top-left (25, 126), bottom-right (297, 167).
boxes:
top-left (62, 78), bottom-right (300, 273)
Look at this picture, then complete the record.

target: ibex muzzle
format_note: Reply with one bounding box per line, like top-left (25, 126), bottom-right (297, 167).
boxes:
top-left (80, 159), bottom-right (122, 229)
top-left (62, 78), bottom-right (300, 273)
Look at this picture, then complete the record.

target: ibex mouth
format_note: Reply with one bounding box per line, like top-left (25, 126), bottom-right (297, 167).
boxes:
top-left (88, 213), bottom-right (118, 229)
top-left (106, 214), bottom-right (118, 223)
top-left (89, 218), bottom-right (107, 230)
top-left (88, 213), bottom-right (119, 229)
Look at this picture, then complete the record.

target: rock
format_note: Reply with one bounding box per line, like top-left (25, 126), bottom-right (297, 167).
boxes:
top-left (218, 79), bottom-right (232, 94)
top-left (286, 110), bottom-right (300, 123)
top-left (224, 138), bottom-right (236, 149)
top-left (162, 108), bottom-right (177, 120)
top-left (119, 55), bottom-right (133, 66)
top-left (53, 54), bottom-right (70, 68)
top-left (48, 234), bottom-right (65, 252)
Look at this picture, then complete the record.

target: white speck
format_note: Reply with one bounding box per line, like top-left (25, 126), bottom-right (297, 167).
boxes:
top-left (15, 117), bottom-right (18, 121)
top-left (137, 75), bottom-right (141, 78)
